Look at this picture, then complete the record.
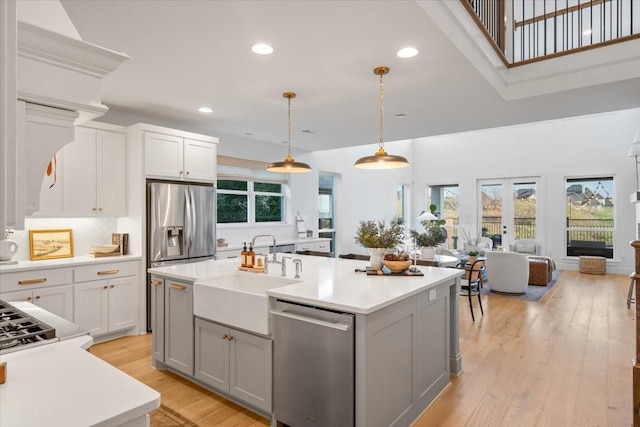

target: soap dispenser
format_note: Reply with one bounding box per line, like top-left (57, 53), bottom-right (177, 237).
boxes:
top-left (241, 242), bottom-right (248, 268)
top-left (247, 244), bottom-right (255, 268)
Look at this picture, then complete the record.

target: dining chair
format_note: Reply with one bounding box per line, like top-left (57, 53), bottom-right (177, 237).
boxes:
top-left (458, 259), bottom-right (485, 321)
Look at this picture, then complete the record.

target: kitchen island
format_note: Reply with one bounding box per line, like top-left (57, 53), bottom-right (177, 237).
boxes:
top-left (148, 255), bottom-right (463, 427)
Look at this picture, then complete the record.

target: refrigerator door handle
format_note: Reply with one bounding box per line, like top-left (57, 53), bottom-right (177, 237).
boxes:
top-left (185, 187), bottom-right (193, 255)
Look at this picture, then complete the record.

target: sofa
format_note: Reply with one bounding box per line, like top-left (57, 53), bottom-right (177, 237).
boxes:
top-left (509, 239), bottom-right (540, 255)
top-left (484, 251), bottom-right (529, 294)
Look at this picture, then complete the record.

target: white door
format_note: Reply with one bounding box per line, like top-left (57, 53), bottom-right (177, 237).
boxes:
top-left (477, 177), bottom-right (542, 250)
top-left (35, 285), bottom-right (74, 322)
top-left (108, 276), bottom-right (138, 332)
top-left (74, 280), bottom-right (110, 336)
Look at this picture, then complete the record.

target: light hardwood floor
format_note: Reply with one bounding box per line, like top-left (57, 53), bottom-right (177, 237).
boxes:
top-left (90, 270), bottom-right (635, 426)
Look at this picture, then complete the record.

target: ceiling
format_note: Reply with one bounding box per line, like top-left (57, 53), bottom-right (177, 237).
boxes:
top-left (60, 0), bottom-right (640, 153)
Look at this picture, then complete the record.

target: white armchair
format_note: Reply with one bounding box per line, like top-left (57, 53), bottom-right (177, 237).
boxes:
top-left (464, 236), bottom-right (493, 254)
top-left (485, 251), bottom-right (529, 294)
top-left (509, 239), bottom-right (541, 255)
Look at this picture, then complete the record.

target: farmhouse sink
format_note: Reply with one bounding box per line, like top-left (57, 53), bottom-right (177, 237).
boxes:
top-left (193, 273), bottom-right (301, 335)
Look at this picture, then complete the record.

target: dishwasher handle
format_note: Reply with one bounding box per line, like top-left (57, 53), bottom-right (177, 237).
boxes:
top-left (271, 309), bottom-right (352, 332)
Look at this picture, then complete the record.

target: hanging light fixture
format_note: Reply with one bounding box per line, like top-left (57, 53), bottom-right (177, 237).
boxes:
top-left (354, 66), bottom-right (410, 170)
top-left (266, 92), bottom-right (311, 173)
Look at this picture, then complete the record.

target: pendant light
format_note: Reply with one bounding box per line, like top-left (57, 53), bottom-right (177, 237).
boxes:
top-left (354, 66), bottom-right (410, 169)
top-left (266, 92), bottom-right (311, 173)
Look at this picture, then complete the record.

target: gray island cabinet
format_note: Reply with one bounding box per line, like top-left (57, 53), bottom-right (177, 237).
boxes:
top-left (148, 256), bottom-right (463, 427)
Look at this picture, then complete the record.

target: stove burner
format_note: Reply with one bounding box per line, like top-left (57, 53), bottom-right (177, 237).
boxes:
top-left (0, 300), bottom-right (57, 354)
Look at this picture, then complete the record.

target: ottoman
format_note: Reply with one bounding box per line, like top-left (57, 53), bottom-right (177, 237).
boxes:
top-left (528, 258), bottom-right (551, 286)
top-left (579, 255), bottom-right (606, 275)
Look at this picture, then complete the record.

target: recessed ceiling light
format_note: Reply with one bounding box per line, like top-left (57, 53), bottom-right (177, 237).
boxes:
top-left (244, 132), bottom-right (253, 136)
top-left (395, 113), bottom-right (407, 118)
top-left (251, 43), bottom-right (273, 55)
top-left (198, 107), bottom-right (213, 113)
top-left (397, 47), bottom-right (419, 58)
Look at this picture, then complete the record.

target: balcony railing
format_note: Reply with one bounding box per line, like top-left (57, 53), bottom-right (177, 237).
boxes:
top-left (463, 0), bottom-right (640, 65)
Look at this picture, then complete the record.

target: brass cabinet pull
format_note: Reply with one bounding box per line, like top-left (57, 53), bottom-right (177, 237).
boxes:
top-left (151, 279), bottom-right (162, 286)
top-left (35, 295), bottom-right (41, 300)
top-left (103, 285), bottom-right (108, 289)
top-left (97, 269), bottom-right (119, 275)
top-left (110, 285), bottom-right (115, 288)
top-left (169, 283), bottom-right (186, 290)
top-left (19, 278), bottom-right (47, 285)
top-left (222, 334), bottom-right (229, 340)
top-left (26, 297), bottom-right (32, 301)
top-left (226, 335), bottom-right (233, 341)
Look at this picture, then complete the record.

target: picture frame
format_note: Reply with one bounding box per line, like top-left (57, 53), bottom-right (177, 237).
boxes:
top-left (29, 229), bottom-right (74, 261)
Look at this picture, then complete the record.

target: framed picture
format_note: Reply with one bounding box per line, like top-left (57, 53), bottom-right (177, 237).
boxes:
top-left (29, 229), bottom-right (74, 261)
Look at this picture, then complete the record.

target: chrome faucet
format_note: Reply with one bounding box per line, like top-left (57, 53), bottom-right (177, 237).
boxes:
top-left (293, 259), bottom-right (302, 279)
top-left (252, 234), bottom-right (279, 263)
top-left (281, 256), bottom-right (292, 277)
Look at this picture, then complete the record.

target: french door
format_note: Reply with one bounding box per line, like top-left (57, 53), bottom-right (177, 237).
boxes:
top-left (477, 177), bottom-right (542, 250)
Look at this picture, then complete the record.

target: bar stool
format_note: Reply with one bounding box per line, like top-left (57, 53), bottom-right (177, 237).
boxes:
top-left (627, 272), bottom-right (636, 309)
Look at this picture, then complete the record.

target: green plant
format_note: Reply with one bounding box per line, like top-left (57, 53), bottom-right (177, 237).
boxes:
top-left (410, 204), bottom-right (446, 248)
top-left (467, 250), bottom-right (479, 257)
top-left (354, 220), bottom-right (404, 249)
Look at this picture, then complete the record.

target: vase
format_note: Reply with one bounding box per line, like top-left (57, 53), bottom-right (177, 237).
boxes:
top-left (421, 246), bottom-right (435, 260)
top-left (368, 248), bottom-right (386, 270)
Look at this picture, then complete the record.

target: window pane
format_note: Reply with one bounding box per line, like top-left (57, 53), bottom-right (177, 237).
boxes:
top-left (254, 182), bottom-right (281, 193)
top-left (217, 194), bottom-right (248, 223)
top-left (565, 177), bottom-right (614, 258)
top-left (218, 180), bottom-right (247, 191)
top-left (513, 182), bottom-right (536, 239)
top-left (428, 185), bottom-right (459, 249)
top-left (255, 195), bottom-right (283, 222)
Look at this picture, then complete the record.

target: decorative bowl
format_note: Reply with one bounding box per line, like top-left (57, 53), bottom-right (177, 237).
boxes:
top-left (382, 259), bottom-right (412, 273)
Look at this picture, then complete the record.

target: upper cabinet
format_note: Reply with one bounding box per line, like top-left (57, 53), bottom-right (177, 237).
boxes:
top-left (34, 125), bottom-right (127, 218)
top-left (128, 124), bottom-right (218, 183)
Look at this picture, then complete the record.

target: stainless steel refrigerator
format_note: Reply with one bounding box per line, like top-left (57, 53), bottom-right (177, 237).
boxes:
top-left (146, 180), bottom-right (216, 329)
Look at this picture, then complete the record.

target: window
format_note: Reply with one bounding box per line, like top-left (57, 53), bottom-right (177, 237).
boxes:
top-left (217, 180), bottom-right (284, 224)
top-left (565, 177), bottom-right (614, 258)
top-left (396, 184), bottom-right (410, 226)
top-left (427, 185), bottom-right (459, 249)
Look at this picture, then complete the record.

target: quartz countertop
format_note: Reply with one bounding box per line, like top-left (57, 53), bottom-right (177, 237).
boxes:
top-left (0, 254), bottom-right (142, 273)
top-left (0, 335), bottom-right (160, 427)
top-left (149, 255), bottom-right (463, 315)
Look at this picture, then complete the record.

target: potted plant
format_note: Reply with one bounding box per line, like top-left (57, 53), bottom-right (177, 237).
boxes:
top-left (409, 204), bottom-right (446, 259)
top-left (354, 219), bottom-right (404, 269)
top-left (467, 250), bottom-right (479, 263)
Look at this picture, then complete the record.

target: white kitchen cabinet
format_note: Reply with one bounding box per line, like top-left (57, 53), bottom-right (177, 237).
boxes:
top-left (165, 279), bottom-right (194, 376)
top-left (216, 248), bottom-right (240, 260)
top-left (63, 126), bottom-right (126, 216)
top-left (195, 317), bottom-right (272, 413)
top-left (73, 261), bottom-right (139, 337)
top-left (0, 285), bottom-right (73, 321)
top-left (74, 275), bottom-right (138, 337)
top-left (295, 240), bottom-right (330, 253)
top-left (144, 131), bottom-right (216, 181)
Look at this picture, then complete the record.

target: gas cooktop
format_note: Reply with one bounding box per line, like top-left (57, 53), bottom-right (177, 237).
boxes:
top-left (0, 299), bottom-right (57, 354)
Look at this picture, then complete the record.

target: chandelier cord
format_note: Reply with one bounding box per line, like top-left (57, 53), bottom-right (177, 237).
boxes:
top-left (379, 72), bottom-right (384, 150)
top-left (287, 95), bottom-right (292, 158)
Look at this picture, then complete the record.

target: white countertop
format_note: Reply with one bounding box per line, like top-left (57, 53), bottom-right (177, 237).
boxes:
top-left (0, 254), bottom-right (142, 273)
top-left (150, 255), bottom-right (463, 314)
top-left (0, 336), bottom-right (160, 427)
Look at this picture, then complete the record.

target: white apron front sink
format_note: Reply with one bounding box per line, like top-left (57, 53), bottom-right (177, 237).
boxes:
top-left (194, 273), bottom-right (300, 335)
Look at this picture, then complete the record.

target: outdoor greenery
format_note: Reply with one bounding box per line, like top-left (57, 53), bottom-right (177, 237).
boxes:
top-left (354, 220), bottom-right (404, 249)
top-left (217, 179), bottom-right (283, 224)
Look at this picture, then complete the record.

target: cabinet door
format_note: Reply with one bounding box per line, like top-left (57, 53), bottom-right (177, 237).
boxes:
top-left (0, 289), bottom-right (33, 304)
top-left (96, 130), bottom-right (126, 216)
top-left (34, 285), bottom-right (74, 322)
top-left (150, 276), bottom-right (165, 363)
top-left (145, 132), bottom-right (183, 178)
top-left (229, 328), bottom-right (272, 412)
top-left (183, 138), bottom-right (216, 181)
top-left (108, 276), bottom-right (138, 332)
top-left (63, 127), bottom-right (98, 216)
top-left (74, 280), bottom-right (109, 336)
top-left (195, 318), bottom-right (230, 392)
top-left (315, 241), bottom-right (330, 253)
top-left (165, 280), bottom-right (194, 375)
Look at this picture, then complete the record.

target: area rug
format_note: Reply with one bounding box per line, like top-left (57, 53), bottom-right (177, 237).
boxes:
top-left (479, 270), bottom-right (561, 301)
top-left (150, 404), bottom-right (197, 427)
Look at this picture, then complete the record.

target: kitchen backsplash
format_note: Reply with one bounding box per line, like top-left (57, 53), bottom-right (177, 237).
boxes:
top-left (7, 217), bottom-right (118, 261)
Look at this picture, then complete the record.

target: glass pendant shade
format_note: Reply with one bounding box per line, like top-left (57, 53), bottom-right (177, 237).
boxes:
top-left (267, 92), bottom-right (311, 174)
top-left (354, 66), bottom-right (410, 170)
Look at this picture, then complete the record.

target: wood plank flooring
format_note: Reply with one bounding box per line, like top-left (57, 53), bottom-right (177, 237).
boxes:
top-left (90, 270), bottom-right (635, 426)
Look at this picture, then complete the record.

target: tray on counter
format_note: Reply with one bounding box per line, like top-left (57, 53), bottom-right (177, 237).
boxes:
top-left (365, 266), bottom-right (424, 276)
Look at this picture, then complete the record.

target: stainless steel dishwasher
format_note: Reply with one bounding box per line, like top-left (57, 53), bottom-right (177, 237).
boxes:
top-left (272, 299), bottom-right (355, 427)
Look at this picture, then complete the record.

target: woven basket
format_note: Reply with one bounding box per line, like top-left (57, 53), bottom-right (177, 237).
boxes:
top-left (579, 256), bottom-right (606, 275)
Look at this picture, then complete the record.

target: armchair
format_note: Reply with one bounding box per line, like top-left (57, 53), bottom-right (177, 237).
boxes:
top-left (509, 239), bottom-right (540, 255)
top-left (484, 251), bottom-right (529, 294)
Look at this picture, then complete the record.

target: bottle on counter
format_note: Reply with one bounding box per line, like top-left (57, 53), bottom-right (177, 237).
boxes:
top-left (247, 244), bottom-right (255, 268)
top-left (241, 242), bottom-right (248, 268)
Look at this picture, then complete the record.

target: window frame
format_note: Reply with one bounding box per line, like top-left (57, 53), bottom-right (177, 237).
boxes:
top-left (217, 179), bottom-right (287, 226)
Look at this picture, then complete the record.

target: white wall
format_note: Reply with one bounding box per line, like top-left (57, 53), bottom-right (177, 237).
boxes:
top-left (412, 108), bottom-right (640, 274)
top-left (291, 140), bottom-right (414, 256)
